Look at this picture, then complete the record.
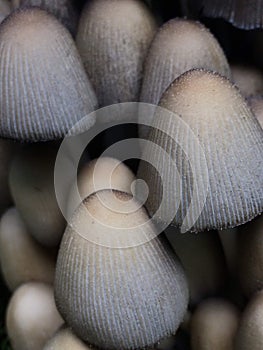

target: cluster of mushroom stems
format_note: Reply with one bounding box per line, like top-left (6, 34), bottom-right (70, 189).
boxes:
top-left (0, 0), bottom-right (262, 350)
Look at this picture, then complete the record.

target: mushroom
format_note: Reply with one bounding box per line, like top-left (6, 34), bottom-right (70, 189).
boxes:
top-left (67, 157), bottom-right (135, 219)
top-left (248, 95), bottom-right (263, 128)
top-left (138, 69), bottom-right (263, 232)
top-left (237, 215), bottom-right (263, 296)
top-left (13, 0), bottom-right (79, 36)
top-left (0, 7), bottom-right (97, 142)
top-left (9, 143), bottom-right (65, 247)
top-left (76, 0), bottom-right (157, 108)
top-left (6, 282), bottom-right (64, 350)
top-left (0, 208), bottom-right (56, 291)
top-left (191, 298), bottom-right (240, 350)
top-left (165, 227), bottom-right (227, 305)
top-left (235, 290), bottom-right (263, 350)
top-left (55, 190), bottom-right (189, 349)
top-left (44, 327), bottom-right (93, 350)
top-left (231, 64), bottom-right (263, 97)
top-left (141, 18), bottom-right (230, 107)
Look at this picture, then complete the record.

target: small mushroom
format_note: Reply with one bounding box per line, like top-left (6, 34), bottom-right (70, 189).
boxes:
top-left (6, 282), bottom-right (64, 350)
top-left (141, 18), bottom-right (230, 107)
top-left (165, 227), bottom-right (227, 305)
top-left (237, 215), bottom-right (263, 296)
top-left (44, 327), bottom-right (93, 350)
top-left (0, 208), bottom-right (56, 291)
top-left (235, 290), bottom-right (263, 349)
top-left (13, 0), bottom-right (79, 35)
top-left (76, 0), bottom-right (157, 107)
top-left (55, 190), bottom-right (189, 349)
top-left (67, 157), bottom-right (135, 218)
top-left (0, 7), bottom-right (97, 142)
top-left (138, 69), bottom-right (263, 232)
top-left (9, 143), bottom-right (65, 247)
top-left (231, 64), bottom-right (263, 97)
top-left (191, 298), bottom-right (240, 350)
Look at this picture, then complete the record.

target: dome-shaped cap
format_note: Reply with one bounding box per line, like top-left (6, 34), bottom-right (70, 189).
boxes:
top-left (0, 7), bottom-right (97, 141)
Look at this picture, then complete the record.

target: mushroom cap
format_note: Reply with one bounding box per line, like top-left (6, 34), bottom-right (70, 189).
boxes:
top-left (237, 215), bottom-right (263, 296)
top-left (0, 208), bottom-right (55, 290)
top-left (76, 0), bottom-right (157, 107)
top-left (138, 69), bottom-right (263, 232)
top-left (43, 327), bottom-right (92, 350)
top-left (0, 7), bottom-right (97, 141)
top-left (188, 0), bottom-right (263, 30)
top-left (231, 65), bottom-right (263, 97)
top-left (55, 190), bottom-right (189, 349)
top-left (235, 290), bottom-right (263, 350)
top-left (67, 157), bottom-right (135, 219)
top-left (141, 18), bottom-right (230, 107)
top-left (9, 143), bottom-right (65, 246)
top-left (6, 282), bottom-right (64, 350)
top-left (17, 0), bottom-right (79, 35)
top-left (191, 298), bottom-right (240, 350)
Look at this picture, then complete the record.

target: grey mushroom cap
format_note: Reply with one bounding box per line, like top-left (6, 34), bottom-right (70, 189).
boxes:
top-left (0, 7), bottom-right (97, 142)
top-left (138, 69), bottom-right (263, 232)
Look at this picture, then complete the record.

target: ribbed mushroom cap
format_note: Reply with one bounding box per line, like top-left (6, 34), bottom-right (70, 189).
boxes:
top-left (55, 190), bottom-right (189, 349)
top-left (0, 7), bottom-right (97, 142)
top-left (76, 0), bottom-right (157, 108)
top-left (138, 69), bottom-right (263, 232)
top-left (248, 95), bottom-right (263, 128)
top-left (0, 0), bottom-right (10, 23)
top-left (44, 327), bottom-right (93, 350)
top-left (141, 18), bottom-right (230, 107)
top-left (166, 227), bottom-right (227, 305)
top-left (67, 157), bottom-right (135, 219)
top-left (6, 282), bottom-right (64, 350)
top-left (0, 208), bottom-right (55, 290)
top-left (237, 215), bottom-right (263, 296)
top-left (16, 0), bottom-right (79, 35)
top-left (9, 143), bottom-right (65, 247)
top-left (231, 65), bottom-right (263, 97)
top-left (188, 0), bottom-right (263, 29)
top-left (191, 298), bottom-right (240, 350)
top-left (235, 290), bottom-right (263, 350)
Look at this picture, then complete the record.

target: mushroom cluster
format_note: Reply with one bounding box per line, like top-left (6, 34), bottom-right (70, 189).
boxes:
top-left (0, 1), bottom-right (262, 350)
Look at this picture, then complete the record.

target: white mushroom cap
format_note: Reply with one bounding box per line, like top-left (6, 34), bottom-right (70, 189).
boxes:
top-left (248, 95), bottom-right (263, 128)
top-left (138, 69), bottom-right (263, 231)
top-left (55, 190), bottom-right (189, 349)
top-left (44, 327), bottom-right (93, 349)
top-left (76, 0), bottom-right (157, 107)
top-left (67, 157), bottom-right (135, 218)
top-left (191, 298), bottom-right (240, 350)
top-left (0, 207), bottom-right (55, 290)
top-left (6, 282), bottom-right (64, 350)
top-left (0, 7), bottom-right (97, 141)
